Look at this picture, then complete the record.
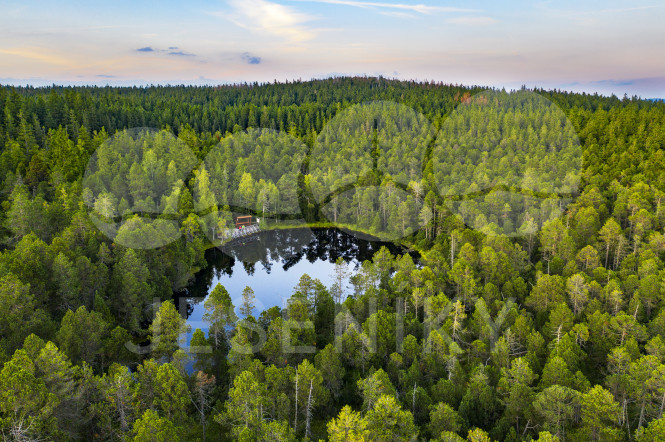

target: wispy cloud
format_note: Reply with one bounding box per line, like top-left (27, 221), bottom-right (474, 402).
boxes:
top-left (588, 77), bottom-right (665, 88)
top-left (241, 52), bottom-right (262, 64)
top-left (219, 0), bottom-right (317, 43)
top-left (558, 77), bottom-right (665, 96)
top-left (135, 46), bottom-right (195, 56)
top-left (590, 79), bottom-right (635, 87)
top-left (447, 16), bottom-right (497, 26)
top-left (168, 50), bottom-right (195, 56)
top-left (0, 47), bottom-right (71, 66)
top-left (289, 0), bottom-right (477, 14)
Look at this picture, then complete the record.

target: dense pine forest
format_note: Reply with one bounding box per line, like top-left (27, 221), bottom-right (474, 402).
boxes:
top-left (2, 77), bottom-right (665, 441)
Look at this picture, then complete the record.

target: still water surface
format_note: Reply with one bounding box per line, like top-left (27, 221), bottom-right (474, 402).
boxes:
top-left (174, 228), bottom-right (411, 343)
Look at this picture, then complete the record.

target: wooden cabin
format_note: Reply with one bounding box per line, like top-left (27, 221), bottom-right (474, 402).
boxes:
top-left (235, 216), bottom-right (254, 229)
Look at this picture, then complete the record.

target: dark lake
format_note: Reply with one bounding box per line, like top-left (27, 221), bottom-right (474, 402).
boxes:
top-left (174, 227), bottom-right (413, 342)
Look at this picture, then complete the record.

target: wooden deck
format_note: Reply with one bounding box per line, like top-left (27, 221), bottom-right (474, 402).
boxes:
top-left (218, 223), bottom-right (261, 240)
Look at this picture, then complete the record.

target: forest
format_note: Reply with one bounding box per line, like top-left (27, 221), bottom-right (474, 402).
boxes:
top-left (1, 76), bottom-right (665, 441)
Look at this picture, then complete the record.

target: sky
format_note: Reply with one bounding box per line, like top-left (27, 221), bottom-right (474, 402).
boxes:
top-left (1, 0), bottom-right (664, 97)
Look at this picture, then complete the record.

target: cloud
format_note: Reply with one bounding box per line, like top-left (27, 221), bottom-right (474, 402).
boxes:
top-left (446, 16), bottom-right (497, 26)
top-left (591, 79), bottom-right (634, 87)
top-left (558, 77), bottom-right (665, 97)
top-left (96, 74), bottom-right (117, 78)
top-left (241, 52), bottom-right (262, 64)
top-left (168, 51), bottom-right (195, 56)
top-left (0, 47), bottom-right (71, 66)
top-left (588, 77), bottom-right (665, 88)
top-left (290, 0), bottom-right (477, 15)
top-left (219, 0), bottom-right (316, 43)
top-left (135, 46), bottom-right (195, 56)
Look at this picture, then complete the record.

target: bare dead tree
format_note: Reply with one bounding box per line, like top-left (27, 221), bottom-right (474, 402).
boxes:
top-left (191, 371), bottom-right (216, 442)
top-left (293, 368), bottom-right (299, 434)
top-left (305, 380), bottom-right (314, 439)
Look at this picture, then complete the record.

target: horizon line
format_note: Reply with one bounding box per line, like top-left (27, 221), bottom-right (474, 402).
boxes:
top-left (1, 75), bottom-right (662, 101)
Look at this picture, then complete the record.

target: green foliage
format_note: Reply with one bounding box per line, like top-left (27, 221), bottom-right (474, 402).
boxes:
top-left (578, 385), bottom-right (623, 441)
top-left (148, 300), bottom-right (188, 361)
top-left (327, 405), bottom-right (370, 441)
top-left (0, 274), bottom-right (49, 355)
top-left (636, 417), bottom-right (665, 441)
top-left (132, 409), bottom-right (181, 442)
top-left (217, 370), bottom-right (268, 439)
top-left (365, 394), bottom-right (417, 441)
top-left (2, 78), bottom-right (665, 440)
top-left (0, 349), bottom-right (53, 439)
top-left (357, 368), bottom-right (396, 411)
top-left (429, 402), bottom-right (465, 438)
top-left (56, 305), bottom-right (108, 368)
